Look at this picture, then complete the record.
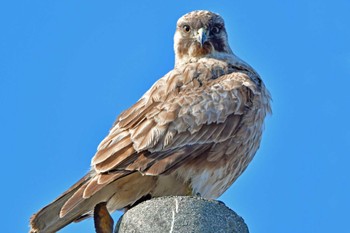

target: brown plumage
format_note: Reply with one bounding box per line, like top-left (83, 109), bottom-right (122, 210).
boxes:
top-left (29, 10), bottom-right (271, 233)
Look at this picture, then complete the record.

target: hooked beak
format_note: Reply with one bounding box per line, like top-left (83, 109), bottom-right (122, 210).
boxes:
top-left (196, 28), bottom-right (207, 46)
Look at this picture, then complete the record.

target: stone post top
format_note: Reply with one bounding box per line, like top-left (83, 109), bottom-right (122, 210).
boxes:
top-left (115, 196), bottom-right (249, 233)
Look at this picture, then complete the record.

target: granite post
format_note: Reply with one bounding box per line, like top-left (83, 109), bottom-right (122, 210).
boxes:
top-left (114, 196), bottom-right (249, 233)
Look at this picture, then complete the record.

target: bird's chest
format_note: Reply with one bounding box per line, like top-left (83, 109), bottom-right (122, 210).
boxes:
top-left (174, 158), bottom-right (236, 199)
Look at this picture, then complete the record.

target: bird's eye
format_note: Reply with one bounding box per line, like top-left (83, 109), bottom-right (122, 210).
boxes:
top-left (212, 26), bottom-right (221, 34)
top-left (182, 25), bottom-right (191, 33)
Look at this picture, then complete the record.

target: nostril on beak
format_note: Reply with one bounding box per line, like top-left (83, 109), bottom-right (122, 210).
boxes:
top-left (197, 28), bottom-right (207, 46)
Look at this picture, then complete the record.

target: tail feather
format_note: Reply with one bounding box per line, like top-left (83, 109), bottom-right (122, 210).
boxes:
top-left (29, 174), bottom-right (92, 233)
top-left (29, 171), bottom-right (158, 232)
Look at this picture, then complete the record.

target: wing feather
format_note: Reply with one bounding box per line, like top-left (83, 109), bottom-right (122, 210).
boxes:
top-left (95, 146), bottom-right (135, 172)
top-left (93, 135), bottom-right (133, 164)
top-left (83, 172), bottom-right (127, 198)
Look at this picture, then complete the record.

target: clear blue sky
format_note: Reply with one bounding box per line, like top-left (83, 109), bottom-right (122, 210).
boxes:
top-left (1, 1), bottom-right (349, 232)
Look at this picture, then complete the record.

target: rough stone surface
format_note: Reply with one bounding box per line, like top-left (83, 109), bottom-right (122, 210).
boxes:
top-left (115, 196), bottom-right (249, 233)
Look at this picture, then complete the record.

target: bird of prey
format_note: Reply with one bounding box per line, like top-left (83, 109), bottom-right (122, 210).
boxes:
top-left (29, 10), bottom-right (271, 233)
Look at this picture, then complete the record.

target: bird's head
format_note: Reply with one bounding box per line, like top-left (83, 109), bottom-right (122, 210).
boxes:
top-left (174, 10), bottom-right (233, 66)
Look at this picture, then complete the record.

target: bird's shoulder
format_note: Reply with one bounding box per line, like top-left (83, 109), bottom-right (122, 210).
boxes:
top-left (99, 58), bottom-right (265, 152)
top-left (117, 57), bottom-right (260, 126)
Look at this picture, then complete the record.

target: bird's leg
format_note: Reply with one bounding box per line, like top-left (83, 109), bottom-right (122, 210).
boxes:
top-left (94, 202), bottom-right (114, 233)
